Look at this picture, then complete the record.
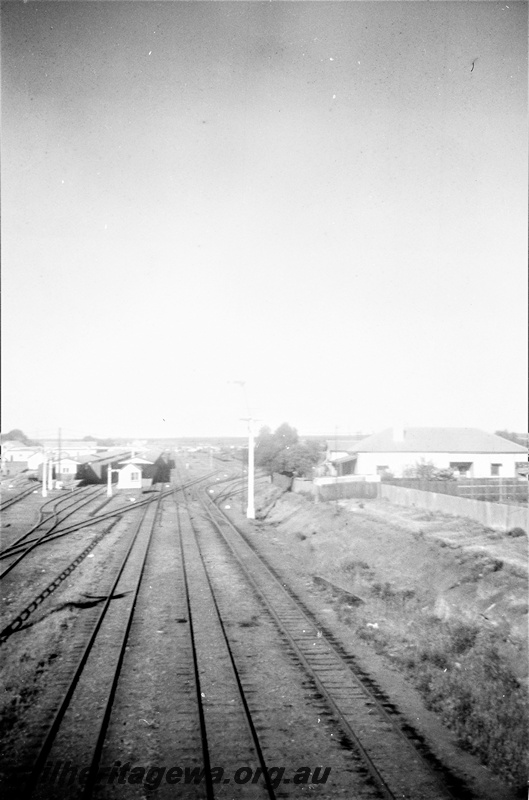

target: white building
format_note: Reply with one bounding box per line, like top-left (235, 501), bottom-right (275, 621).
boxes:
top-left (327, 428), bottom-right (528, 479)
top-left (1, 444), bottom-right (45, 475)
top-left (117, 457), bottom-right (153, 490)
top-left (1, 443), bottom-right (41, 463)
top-left (40, 441), bottom-right (99, 459)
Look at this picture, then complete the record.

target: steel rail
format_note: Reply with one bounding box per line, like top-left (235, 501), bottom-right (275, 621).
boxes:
top-left (0, 474), bottom-right (216, 560)
top-left (0, 483), bottom-right (39, 511)
top-left (0, 517), bottom-right (122, 646)
top-left (23, 490), bottom-right (162, 798)
top-left (0, 488), bottom-right (104, 578)
top-left (1, 486), bottom-right (97, 556)
top-left (177, 485), bottom-right (277, 799)
top-left (174, 499), bottom-right (215, 800)
top-left (0, 476), bottom-right (220, 646)
top-left (199, 488), bottom-right (459, 800)
top-left (80, 489), bottom-right (165, 798)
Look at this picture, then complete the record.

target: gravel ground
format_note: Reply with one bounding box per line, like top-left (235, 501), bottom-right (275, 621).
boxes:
top-left (1, 464), bottom-right (526, 800)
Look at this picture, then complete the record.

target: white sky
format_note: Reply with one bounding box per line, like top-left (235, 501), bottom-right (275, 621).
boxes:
top-left (2, 1), bottom-right (527, 439)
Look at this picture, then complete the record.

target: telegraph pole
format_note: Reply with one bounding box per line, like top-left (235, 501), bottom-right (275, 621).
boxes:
top-left (230, 380), bottom-right (257, 520)
top-left (42, 454), bottom-right (47, 497)
top-left (241, 417), bottom-right (256, 519)
top-left (106, 464), bottom-right (120, 497)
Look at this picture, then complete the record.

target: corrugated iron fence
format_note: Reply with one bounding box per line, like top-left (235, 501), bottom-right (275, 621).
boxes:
top-left (316, 481), bottom-right (378, 501)
top-left (383, 478), bottom-right (527, 505)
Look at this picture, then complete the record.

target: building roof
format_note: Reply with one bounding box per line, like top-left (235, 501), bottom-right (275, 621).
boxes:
top-left (118, 457), bottom-right (153, 465)
top-left (327, 436), bottom-right (370, 451)
top-left (348, 428), bottom-right (528, 454)
top-left (1, 443), bottom-right (41, 452)
top-left (332, 454), bottom-right (358, 464)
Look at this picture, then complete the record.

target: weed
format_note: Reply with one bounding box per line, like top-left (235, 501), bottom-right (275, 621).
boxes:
top-left (370, 582), bottom-right (415, 604)
top-left (411, 625), bottom-right (528, 789)
top-left (371, 582), bottom-right (396, 600)
top-left (449, 621), bottom-right (479, 655)
top-left (341, 559), bottom-right (370, 575)
top-left (506, 527), bottom-right (526, 538)
top-left (239, 615), bottom-right (260, 628)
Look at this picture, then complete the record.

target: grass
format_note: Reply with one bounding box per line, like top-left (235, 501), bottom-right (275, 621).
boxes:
top-left (413, 626), bottom-right (527, 789)
top-left (393, 618), bottom-right (528, 790)
top-left (337, 577), bottom-right (528, 791)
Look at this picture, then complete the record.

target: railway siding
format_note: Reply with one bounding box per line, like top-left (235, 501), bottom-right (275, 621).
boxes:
top-left (200, 492), bottom-right (457, 800)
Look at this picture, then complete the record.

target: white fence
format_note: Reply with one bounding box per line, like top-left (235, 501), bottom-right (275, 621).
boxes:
top-left (380, 484), bottom-right (528, 532)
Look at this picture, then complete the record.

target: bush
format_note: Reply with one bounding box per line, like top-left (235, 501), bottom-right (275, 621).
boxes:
top-left (506, 527), bottom-right (526, 538)
top-left (412, 626), bottom-right (528, 789)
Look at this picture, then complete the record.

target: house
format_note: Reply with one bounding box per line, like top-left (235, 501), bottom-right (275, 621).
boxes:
top-left (39, 440), bottom-right (99, 459)
top-left (327, 428), bottom-right (528, 479)
top-left (1, 443), bottom-right (42, 463)
top-left (117, 457), bottom-right (154, 490)
top-left (327, 435), bottom-right (370, 461)
top-left (1, 444), bottom-right (45, 475)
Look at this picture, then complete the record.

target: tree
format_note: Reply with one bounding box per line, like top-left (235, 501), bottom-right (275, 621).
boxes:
top-left (255, 423), bottom-right (322, 478)
top-left (403, 460), bottom-right (454, 480)
top-left (0, 429), bottom-right (38, 446)
top-left (495, 430), bottom-right (526, 447)
top-left (273, 423), bottom-right (298, 448)
top-left (281, 442), bottom-right (324, 477)
top-left (255, 425), bottom-right (285, 476)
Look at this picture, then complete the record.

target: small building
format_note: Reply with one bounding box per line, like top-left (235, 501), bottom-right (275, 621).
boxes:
top-left (1, 445), bottom-right (45, 475)
top-left (326, 428), bottom-right (528, 479)
top-left (1, 443), bottom-right (42, 463)
top-left (40, 440), bottom-right (99, 459)
top-left (55, 458), bottom-right (80, 479)
top-left (27, 452), bottom-right (46, 471)
top-left (117, 463), bottom-right (144, 490)
top-left (37, 457), bottom-right (80, 483)
top-left (117, 457), bottom-right (154, 490)
top-left (76, 451), bottom-right (133, 484)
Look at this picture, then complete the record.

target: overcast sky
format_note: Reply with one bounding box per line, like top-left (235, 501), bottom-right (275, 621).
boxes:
top-left (2, 1), bottom-right (527, 439)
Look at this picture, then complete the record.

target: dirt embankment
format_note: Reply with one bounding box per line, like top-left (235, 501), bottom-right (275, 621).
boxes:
top-left (254, 486), bottom-right (528, 791)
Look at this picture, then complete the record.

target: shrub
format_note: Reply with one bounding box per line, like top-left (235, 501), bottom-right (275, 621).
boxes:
top-left (506, 527), bottom-right (526, 538)
top-left (412, 626), bottom-right (528, 789)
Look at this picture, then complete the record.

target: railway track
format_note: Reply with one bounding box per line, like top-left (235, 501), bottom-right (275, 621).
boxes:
top-left (4, 472), bottom-right (383, 800)
top-left (176, 482), bottom-right (387, 799)
top-left (174, 491), bottom-right (277, 799)
top-left (0, 482), bottom-right (38, 511)
top-left (1, 464), bottom-right (478, 800)
top-left (14, 488), bottom-right (165, 799)
top-left (8, 478), bottom-right (279, 800)
top-left (0, 487), bottom-right (105, 578)
top-left (195, 482), bottom-right (464, 800)
top-left (0, 475), bottom-right (222, 648)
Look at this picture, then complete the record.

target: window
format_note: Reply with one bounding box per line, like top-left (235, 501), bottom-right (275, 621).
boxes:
top-left (450, 462), bottom-right (472, 475)
top-left (131, 471), bottom-right (140, 481)
top-left (490, 464), bottom-right (502, 476)
top-left (376, 465), bottom-right (389, 475)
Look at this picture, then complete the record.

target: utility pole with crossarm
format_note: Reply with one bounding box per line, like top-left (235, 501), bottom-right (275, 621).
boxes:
top-left (230, 380), bottom-right (257, 520)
